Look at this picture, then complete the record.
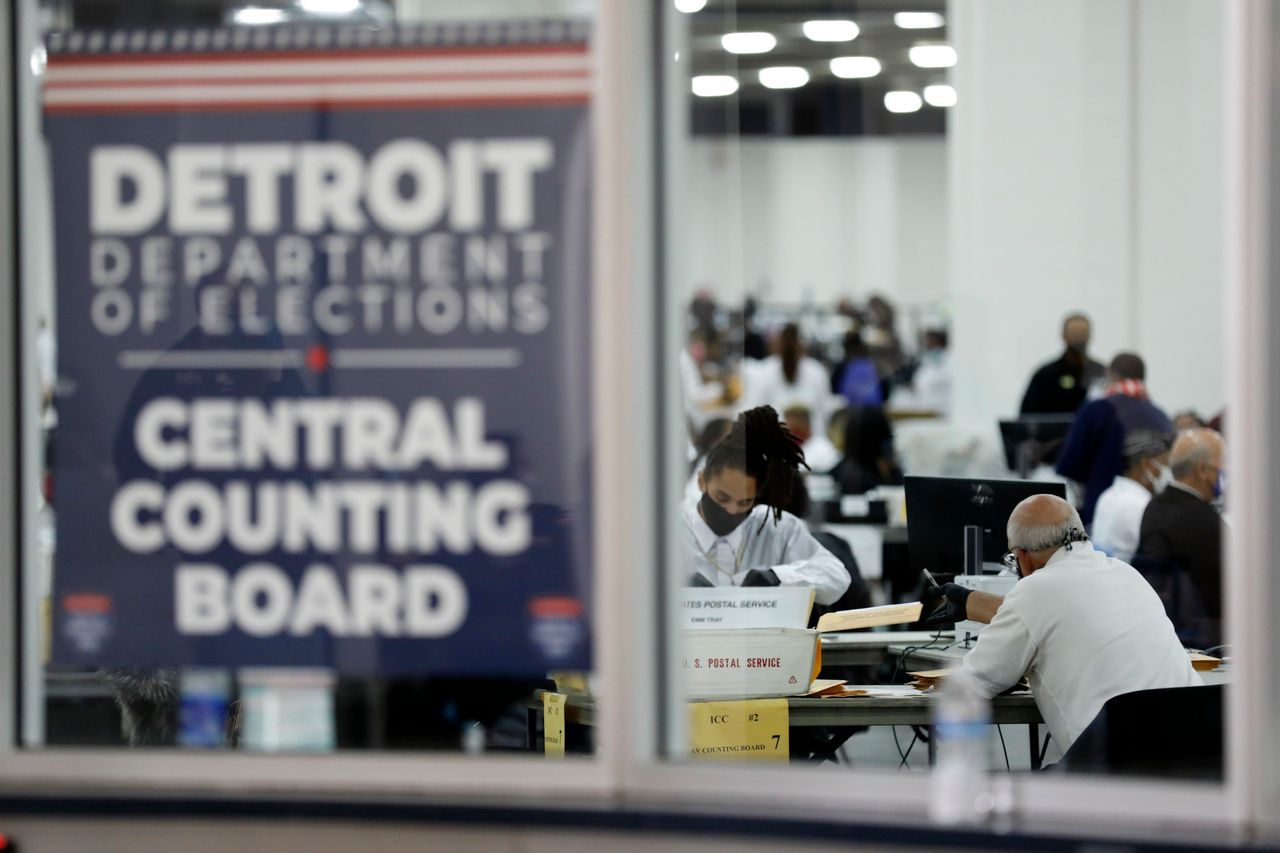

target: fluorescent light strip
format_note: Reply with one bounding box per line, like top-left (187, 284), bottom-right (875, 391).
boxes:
top-left (895, 12), bottom-right (945, 29)
top-left (884, 90), bottom-right (923, 113)
top-left (909, 44), bottom-right (956, 68)
top-left (830, 56), bottom-right (881, 79)
top-left (692, 75), bottom-right (738, 97)
top-left (721, 31), bottom-right (776, 54)
top-left (233, 6), bottom-right (286, 25)
top-left (802, 20), bottom-right (859, 42)
top-left (924, 84), bottom-right (956, 107)
top-left (759, 66), bottom-right (808, 89)
top-left (298, 0), bottom-right (361, 14)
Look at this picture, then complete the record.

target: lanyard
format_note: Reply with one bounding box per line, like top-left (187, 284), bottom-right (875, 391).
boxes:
top-left (706, 533), bottom-right (750, 580)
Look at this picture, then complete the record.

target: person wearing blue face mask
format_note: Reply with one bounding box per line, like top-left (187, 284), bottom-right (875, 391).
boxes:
top-left (1136, 428), bottom-right (1225, 648)
top-left (684, 406), bottom-right (849, 606)
top-left (892, 328), bottom-right (952, 416)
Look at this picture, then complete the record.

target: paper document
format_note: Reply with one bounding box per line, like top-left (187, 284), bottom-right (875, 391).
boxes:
top-left (815, 602), bottom-right (923, 633)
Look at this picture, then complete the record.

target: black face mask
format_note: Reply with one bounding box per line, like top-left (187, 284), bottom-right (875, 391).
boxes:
top-left (700, 491), bottom-right (751, 537)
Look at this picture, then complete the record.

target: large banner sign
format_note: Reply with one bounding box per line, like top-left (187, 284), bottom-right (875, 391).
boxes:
top-left (43, 23), bottom-right (593, 675)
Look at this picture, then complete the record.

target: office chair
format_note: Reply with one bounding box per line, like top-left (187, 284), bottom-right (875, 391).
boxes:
top-left (1057, 684), bottom-right (1223, 779)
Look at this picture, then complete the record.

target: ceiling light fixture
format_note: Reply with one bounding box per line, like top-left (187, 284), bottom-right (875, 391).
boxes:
top-left (297, 0), bottom-right (361, 15)
top-left (884, 90), bottom-right (923, 113)
top-left (674, 0), bottom-right (707, 12)
top-left (721, 32), bottom-right (777, 54)
top-left (691, 75), bottom-right (739, 97)
top-left (233, 6), bottom-right (287, 24)
top-left (909, 44), bottom-right (956, 68)
top-left (829, 56), bottom-right (881, 79)
top-left (924, 84), bottom-right (956, 107)
top-left (802, 20), bottom-right (859, 42)
top-left (759, 66), bottom-right (809, 89)
top-left (894, 12), bottom-right (945, 29)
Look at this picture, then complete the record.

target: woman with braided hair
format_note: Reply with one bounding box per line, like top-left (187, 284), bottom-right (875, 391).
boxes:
top-left (684, 406), bottom-right (850, 605)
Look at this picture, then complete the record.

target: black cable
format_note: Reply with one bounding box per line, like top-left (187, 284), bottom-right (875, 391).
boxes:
top-left (1038, 732), bottom-right (1052, 766)
top-left (892, 724), bottom-right (906, 766)
top-left (890, 626), bottom-right (946, 685)
top-left (996, 724), bottom-right (1011, 771)
top-left (893, 725), bottom-right (918, 770)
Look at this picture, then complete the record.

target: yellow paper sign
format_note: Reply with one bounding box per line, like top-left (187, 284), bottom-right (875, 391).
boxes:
top-left (688, 698), bottom-right (789, 762)
top-left (542, 692), bottom-right (567, 758)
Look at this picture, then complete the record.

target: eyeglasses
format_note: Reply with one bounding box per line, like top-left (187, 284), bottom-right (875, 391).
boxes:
top-left (1002, 550), bottom-right (1020, 571)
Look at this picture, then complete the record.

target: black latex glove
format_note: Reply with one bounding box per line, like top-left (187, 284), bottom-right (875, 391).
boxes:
top-left (742, 568), bottom-right (781, 587)
top-left (688, 572), bottom-right (714, 587)
top-left (925, 582), bottom-right (971, 623)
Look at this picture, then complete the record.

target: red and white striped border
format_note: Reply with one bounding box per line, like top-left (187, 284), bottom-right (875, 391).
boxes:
top-left (43, 24), bottom-right (591, 113)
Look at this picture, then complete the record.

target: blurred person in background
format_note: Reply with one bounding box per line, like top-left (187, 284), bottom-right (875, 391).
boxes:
top-left (680, 326), bottom-right (726, 436)
top-left (893, 328), bottom-right (952, 416)
top-left (864, 295), bottom-right (906, 393)
top-left (1173, 409), bottom-right (1206, 432)
top-left (1090, 430), bottom-right (1173, 563)
top-left (783, 405), bottom-right (840, 474)
top-left (1056, 352), bottom-right (1173, 526)
top-left (830, 329), bottom-right (882, 407)
top-left (1136, 428), bottom-right (1225, 648)
top-left (741, 323), bottom-right (834, 437)
top-left (742, 297), bottom-right (767, 361)
top-left (1020, 313), bottom-right (1106, 415)
top-left (834, 405), bottom-right (903, 496)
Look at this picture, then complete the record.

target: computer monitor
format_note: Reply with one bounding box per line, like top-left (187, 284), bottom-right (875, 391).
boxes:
top-left (904, 475), bottom-right (1068, 576)
top-left (998, 415), bottom-right (1076, 476)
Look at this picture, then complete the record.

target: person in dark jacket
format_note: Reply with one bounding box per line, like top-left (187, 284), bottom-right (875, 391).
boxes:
top-left (834, 405), bottom-right (903, 496)
top-left (830, 330), bottom-right (882, 407)
top-left (1136, 428), bottom-right (1224, 648)
top-left (1055, 353), bottom-right (1172, 527)
top-left (1020, 313), bottom-right (1106, 415)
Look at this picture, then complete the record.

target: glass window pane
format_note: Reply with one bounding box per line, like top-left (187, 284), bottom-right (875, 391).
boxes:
top-left (662, 0), bottom-right (1229, 803)
top-left (20, 0), bottom-right (599, 757)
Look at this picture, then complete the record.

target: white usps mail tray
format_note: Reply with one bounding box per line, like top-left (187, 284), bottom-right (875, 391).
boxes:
top-left (681, 586), bottom-right (815, 631)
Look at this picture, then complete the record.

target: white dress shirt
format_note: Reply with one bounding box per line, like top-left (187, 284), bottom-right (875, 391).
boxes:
top-left (740, 355), bottom-right (837, 438)
top-left (961, 543), bottom-right (1201, 759)
top-left (802, 434), bottom-right (841, 474)
top-left (1090, 475), bottom-right (1152, 563)
top-left (683, 497), bottom-right (850, 606)
top-left (679, 349), bottom-right (724, 432)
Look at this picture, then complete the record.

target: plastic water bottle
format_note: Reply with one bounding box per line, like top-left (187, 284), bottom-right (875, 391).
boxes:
top-left (930, 668), bottom-right (993, 826)
top-left (461, 721), bottom-right (486, 755)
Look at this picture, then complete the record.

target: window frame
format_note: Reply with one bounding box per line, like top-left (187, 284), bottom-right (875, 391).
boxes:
top-left (0, 0), bottom-right (652, 803)
top-left (0, 0), bottom-right (1276, 846)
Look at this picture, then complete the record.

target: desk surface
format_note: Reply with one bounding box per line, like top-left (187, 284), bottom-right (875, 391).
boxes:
top-left (787, 690), bottom-right (1040, 727)
top-left (888, 643), bottom-right (1233, 687)
top-left (540, 687), bottom-right (1040, 729)
top-left (822, 631), bottom-right (952, 648)
top-left (819, 630), bottom-right (952, 667)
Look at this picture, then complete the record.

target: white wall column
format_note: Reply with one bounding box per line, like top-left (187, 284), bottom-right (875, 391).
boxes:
top-left (948, 0), bottom-right (1226, 430)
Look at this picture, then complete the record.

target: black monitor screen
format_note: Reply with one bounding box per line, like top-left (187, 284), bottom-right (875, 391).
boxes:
top-left (904, 475), bottom-right (1068, 576)
top-left (998, 415), bottom-right (1075, 472)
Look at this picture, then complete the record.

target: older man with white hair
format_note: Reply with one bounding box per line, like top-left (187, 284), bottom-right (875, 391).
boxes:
top-left (1137, 428), bottom-right (1225, 647)
top-left (948, 494), bottom-right (1200, 761)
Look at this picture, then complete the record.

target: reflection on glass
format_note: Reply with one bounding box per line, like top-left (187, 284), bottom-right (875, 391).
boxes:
top-left (26, 4), bottom-right (597, 755)
top-left (667, 0), bottom-right (1226, 784)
